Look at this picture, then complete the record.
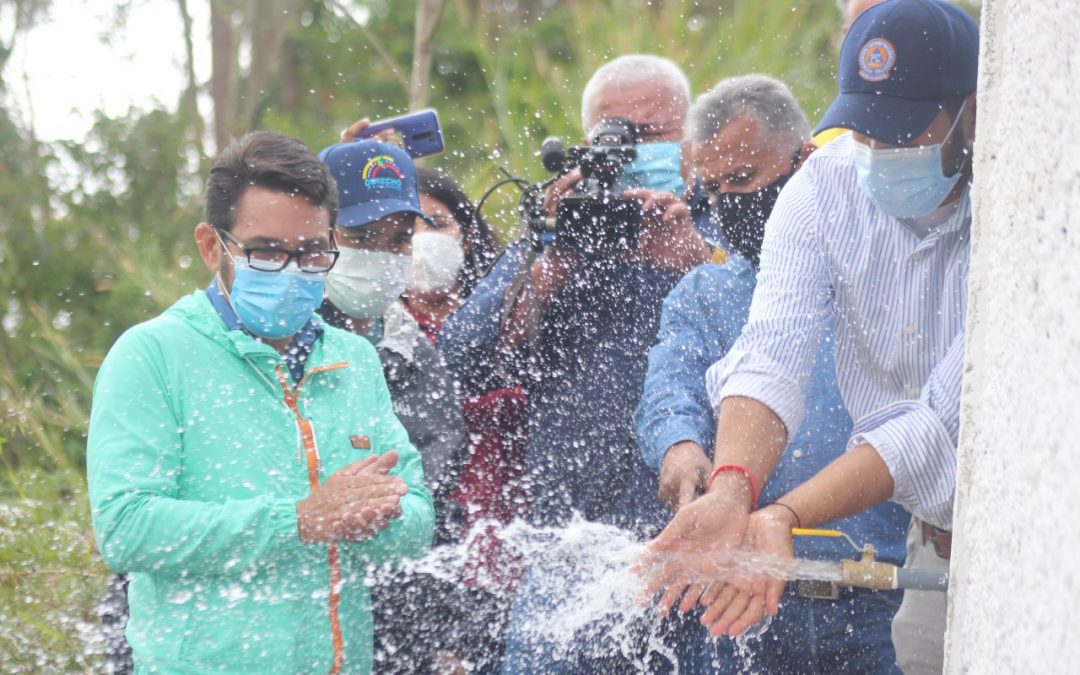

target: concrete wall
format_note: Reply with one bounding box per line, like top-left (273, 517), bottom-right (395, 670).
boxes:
top-left (947, 0), bottom-right (1080, 671)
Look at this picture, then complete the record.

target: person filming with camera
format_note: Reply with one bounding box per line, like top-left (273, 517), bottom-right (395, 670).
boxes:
top-left (440, 54), bottom-right (713, 673)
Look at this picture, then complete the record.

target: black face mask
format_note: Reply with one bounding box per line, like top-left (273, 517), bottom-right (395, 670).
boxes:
top-left (712, 172), bottom-right (792, 268)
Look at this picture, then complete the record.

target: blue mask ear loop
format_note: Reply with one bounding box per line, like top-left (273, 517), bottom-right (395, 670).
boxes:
top-left (213, 229), bottom-right (244, 321)
top-left (938, 98), bottom-right (970, 179)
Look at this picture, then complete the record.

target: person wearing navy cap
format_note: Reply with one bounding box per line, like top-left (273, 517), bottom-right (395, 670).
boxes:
top-left (316, 139), bottom-right (492, 674)
top-left (645, 2), bottom-right (977, 671)
top-left (317, 139), bottom-right (425, 322)
top-left (316, 142), bottom-right (465, 506)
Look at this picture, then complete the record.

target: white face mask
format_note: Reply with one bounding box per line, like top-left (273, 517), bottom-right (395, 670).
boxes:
top-left (408, 231), bottom-right (465, 294)
top-left (325, 247), bottom-right (412, 319)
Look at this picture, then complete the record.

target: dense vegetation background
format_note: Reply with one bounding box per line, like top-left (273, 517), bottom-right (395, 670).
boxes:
top-left (0, 0), bottom-right (847, 667)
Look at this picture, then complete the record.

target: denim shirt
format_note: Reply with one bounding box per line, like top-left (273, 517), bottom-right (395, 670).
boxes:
top-left (635, 257), bottom-right (909, 563)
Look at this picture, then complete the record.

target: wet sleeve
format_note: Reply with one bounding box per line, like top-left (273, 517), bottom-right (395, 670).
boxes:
top-left (87, 330), bottom-right (302, 576)
top-left (438, 243), bottom-right (528, 395)
top-left (635, 273), bottom-right (721, 470)
top-left (704, 169), bottom-right (833, 440)
top-left (849, 331), bottom-right (965, 530)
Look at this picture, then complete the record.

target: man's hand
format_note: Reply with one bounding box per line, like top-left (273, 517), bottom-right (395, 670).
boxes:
top-left (333, 451), bottom-right (406, 541)
top-left (433, 651), bottom-right (468, 675)
top-left (296, 451), bottom-right (407, 544)
top-left (699, 504), bottom-right (796, 636)
top-left (623, 188), bottom-right (709, 274)
top-left (341, 118), bottom-right (371, 142)
top-left (658, 441), bottom-right (712, 511)
top-left (543, 167), bottom-right (584, 216)
top-left (640, 475), bottom-right (754, 616)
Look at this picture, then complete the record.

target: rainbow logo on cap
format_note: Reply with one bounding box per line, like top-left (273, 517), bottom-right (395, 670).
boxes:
top-left (858, 38), bottom-right (896, 82)
top-left (361, 155), bottom-right (404, 190)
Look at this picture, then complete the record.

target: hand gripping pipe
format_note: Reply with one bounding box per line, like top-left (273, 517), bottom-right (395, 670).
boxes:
top-left (792, 528), bottom-right (950, 593)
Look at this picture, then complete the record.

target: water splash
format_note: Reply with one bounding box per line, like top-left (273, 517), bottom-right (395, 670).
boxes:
top-left (369, 515), bottom-right (845, 672)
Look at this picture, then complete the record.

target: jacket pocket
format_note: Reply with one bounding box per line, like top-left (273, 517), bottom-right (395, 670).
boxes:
top-left (176, 576), bottom-right (305, 672)
top-left (126, 575), bottom-right (194, 668)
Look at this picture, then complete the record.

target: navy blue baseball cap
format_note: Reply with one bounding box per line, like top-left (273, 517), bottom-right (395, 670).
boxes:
top-left (318, 139), bottom-right (424, 227)
top-left (815, 0), bottom-right (979, 146)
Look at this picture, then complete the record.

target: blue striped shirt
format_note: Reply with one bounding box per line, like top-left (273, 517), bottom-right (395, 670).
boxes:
top-left (705, 134), bottom-right (969, 529)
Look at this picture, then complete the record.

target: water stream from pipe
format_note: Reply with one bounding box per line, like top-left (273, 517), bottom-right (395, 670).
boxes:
top-left (369, 515), bottom-right (847, 672)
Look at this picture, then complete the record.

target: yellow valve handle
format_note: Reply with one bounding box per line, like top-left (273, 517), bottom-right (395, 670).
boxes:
top-left (791, 527), bottom-right (869, 555)
top-left (791, 527), bottom-right (843, 538)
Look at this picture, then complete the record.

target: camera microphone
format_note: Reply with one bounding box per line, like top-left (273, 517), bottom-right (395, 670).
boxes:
top-left (540, 137), bottom-right (566, 173)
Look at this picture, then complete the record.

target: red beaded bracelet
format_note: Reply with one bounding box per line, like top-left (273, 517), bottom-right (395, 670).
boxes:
top-left (707, 464), bottom-right (761, 510)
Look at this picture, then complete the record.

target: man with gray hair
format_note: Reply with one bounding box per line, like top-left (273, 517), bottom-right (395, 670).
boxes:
top-left (636, 74), bottom-right (909, 672)
top-left (441, 53), bottom-right (714, 673)
top-left (648, 4), bottom-right (979, 674)
top-left (580, 53), bottom-right (692, 145)
top-left (682, 74), bottom-right (812, 265)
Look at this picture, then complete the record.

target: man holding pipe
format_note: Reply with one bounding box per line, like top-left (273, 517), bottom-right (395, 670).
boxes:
top-left (646, 2), bottom-right (978, 672)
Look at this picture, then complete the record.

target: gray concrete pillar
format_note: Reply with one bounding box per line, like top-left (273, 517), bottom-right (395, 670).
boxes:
top-left (948, 0), bottom-right (1080, 671)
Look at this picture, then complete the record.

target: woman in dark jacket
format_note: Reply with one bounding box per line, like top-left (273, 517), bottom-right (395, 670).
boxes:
top-left (402, 168), bottom-right (528, 592)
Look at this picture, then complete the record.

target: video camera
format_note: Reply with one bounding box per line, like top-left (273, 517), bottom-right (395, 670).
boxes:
top-left (523, 117), bottom-right (644, 257)
top-left (471, 118), bottom-right (647, 338)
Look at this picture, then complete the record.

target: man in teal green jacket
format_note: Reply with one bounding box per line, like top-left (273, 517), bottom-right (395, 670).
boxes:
top-left (87, 130), bottom-right (434, 674)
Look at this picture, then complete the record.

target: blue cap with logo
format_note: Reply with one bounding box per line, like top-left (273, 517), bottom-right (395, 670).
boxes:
top-left (318, 139), bottom-right (424, 227)
top-left (815, 0), bottom-right (979, 146)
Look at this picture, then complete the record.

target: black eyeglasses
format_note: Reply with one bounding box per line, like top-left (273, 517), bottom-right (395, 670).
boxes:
top-left (216, 227), bottom-right (340, 273)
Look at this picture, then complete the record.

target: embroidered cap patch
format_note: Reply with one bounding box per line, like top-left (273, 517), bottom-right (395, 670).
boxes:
top-left (859, 38), bottom-right (897, 82)
top-left (362, 155), bottom-right (404, 191)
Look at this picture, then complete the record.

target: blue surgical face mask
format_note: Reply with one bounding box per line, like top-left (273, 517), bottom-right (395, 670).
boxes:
top-left (223, 257), bottom-right (326, 339)
top-left (616, 141), bottom-right (684, 195)
top-left (854, 101), bottom-right (968, 219)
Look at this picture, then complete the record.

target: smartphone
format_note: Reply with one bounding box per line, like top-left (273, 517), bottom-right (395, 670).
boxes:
top-left (357, 109), bottom-right (444, 158)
